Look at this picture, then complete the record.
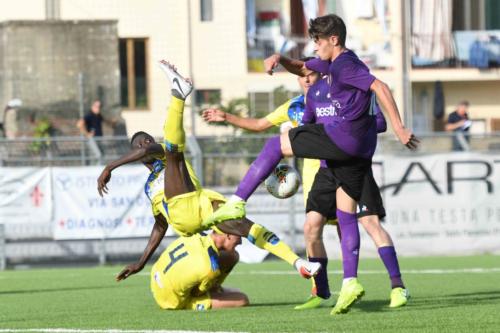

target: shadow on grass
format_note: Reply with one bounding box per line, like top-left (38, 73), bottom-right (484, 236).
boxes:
top-left (249, 301), bottom-right (307, 307)
top-left (388, 290), bottom-right (500, 312)
top-left (353, 299), bottom-right (388, 312)
top-left (0, 284), bottom-right (119, 295)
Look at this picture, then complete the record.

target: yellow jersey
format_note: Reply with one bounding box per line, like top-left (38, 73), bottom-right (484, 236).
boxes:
top-left (150, 233), bottom-right (220, 310)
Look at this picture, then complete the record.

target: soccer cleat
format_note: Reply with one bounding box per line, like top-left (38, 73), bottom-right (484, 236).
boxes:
top-left (158, 60), bottom-right (193, 99)
top-left (296, 259), bottom-right (321, 279)
top-left (200, 201), bottom-right (246, 230)
top-left (294, 295), bottom-right (324, 310)
top-left (330, 278), bottom-right (365, 315)
top-left (389, 287), bottom-right (410, 308)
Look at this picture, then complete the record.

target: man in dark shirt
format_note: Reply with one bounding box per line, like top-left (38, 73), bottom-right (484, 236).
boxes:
top-left (445, 100), bottom-right (471, 151)
top-left (77, 100), bottom-right (112, 137)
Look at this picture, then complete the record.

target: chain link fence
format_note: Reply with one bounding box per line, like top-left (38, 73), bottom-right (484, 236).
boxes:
top-left (1, 132), bottom-right (500, 268)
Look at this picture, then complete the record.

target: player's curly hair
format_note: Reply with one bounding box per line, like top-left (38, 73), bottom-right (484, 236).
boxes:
top-left (308, 14), bottom-right (346, 47)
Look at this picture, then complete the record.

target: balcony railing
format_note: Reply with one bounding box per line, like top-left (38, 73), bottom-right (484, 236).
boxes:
top-left (412, 30), bottom-right (500, 69)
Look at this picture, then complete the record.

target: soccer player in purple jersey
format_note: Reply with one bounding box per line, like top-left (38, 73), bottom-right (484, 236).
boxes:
top-left (204, 74), bottom-right (408, 310)
top-left (200, 14), bottom-right (418, 315)
top-left (300, 76), bottom-right (409, 310)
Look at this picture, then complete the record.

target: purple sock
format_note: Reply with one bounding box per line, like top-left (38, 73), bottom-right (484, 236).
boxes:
top-left (309, 257), bottom-right (330, 299)
top-left (235, 136), bottom-right (282, 200)
top-left (378, 246), bottom-right (404, 289)
top-left (336, 209), bottom-right (360, 279)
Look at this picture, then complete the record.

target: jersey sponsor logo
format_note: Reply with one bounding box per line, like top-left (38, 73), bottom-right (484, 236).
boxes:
top-left (315, 105), bottom-right (337, 117)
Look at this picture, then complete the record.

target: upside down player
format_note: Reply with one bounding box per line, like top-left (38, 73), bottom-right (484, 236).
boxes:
top-left (97, 60), bottom-right (320, 284)
top-left (151, 230), bottom-right (248, 310)
top-left (201, 14), bottom-right (419, 315)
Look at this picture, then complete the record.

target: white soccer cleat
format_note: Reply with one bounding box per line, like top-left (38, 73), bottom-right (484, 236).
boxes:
top-left (295, 259), bottom-right (321, 279)
top-left (158, 60), bottom-right (193, 99)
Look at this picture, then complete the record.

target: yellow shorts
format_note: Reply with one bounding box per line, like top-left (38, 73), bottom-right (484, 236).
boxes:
top-left (150, 272), bottom-right (212, 311)
top-left (157, 189), bottom-right (226, 236)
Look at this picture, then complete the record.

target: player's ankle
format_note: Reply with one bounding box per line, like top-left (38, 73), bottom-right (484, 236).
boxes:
top-left (293, 258), bottom-right (305, 271)
top-left (171, 89), bottom-right (185, 100)
top-left (342, 277), bottom-right (356, 286)
top-left (228, 195), bottom-right (244, 203)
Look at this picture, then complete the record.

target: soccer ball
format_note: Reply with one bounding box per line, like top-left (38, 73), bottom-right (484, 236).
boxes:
top-left (265, 164), bottom-right (301, 199)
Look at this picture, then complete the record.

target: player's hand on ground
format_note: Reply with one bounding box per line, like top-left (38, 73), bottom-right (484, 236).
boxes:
top-left (264, 54), bottom-right (280, 75)
top-left (116, 263), bottom-right (143, 281)
top-left (395, 127), bottom-right (420, 150)
top-left (97, 168), bottom-right (112, 197)
top-left (202, 108), bottom-right (225, 123)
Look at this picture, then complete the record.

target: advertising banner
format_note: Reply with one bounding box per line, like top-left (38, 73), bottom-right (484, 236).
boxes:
top-left (0, 167), bottom-right (52, 225)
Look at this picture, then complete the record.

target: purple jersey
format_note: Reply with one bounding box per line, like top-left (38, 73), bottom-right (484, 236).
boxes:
top-left (304, 77), bottom-right (386, 167)
top-left (306, 52), bottom-right (378, 158)
top-left (303, 77), bottom-right (340, 126)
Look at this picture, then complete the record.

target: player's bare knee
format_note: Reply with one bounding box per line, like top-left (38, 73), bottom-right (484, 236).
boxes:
top-left (304, 212), bottom-right (325, 240)
top-left (359, 215), bottom-right (380, 234)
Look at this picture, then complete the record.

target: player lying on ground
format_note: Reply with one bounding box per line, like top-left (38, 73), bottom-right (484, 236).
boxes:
top-left (97, 60), bottom-right (320, 282)
top-left (201, 14), bottom-right (418, 315)
top-left (151, 230), bottom-right (248, 311)
top-left (203, 73), bottom-right (409, 309)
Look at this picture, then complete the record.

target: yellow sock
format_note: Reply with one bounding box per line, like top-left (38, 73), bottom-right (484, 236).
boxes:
top-left (247, 223), bottom-right (299, 266)
top-left (163, 96), bottom-right (185, 152)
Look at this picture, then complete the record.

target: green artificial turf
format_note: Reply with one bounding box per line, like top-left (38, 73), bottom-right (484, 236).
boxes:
top-left (1, 255), bottom-right (499, 333)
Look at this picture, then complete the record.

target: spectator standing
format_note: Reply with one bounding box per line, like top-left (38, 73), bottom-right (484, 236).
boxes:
top-left (77, 100), bottom-right (115, 137)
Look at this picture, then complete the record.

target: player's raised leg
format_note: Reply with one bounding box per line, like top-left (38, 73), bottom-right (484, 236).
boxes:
top-left (201, 133), bottom-right (289, 230)
top-left (216, 218), bottom-right (321, 279)
top-left (158, 60), bottom-right (196, 198)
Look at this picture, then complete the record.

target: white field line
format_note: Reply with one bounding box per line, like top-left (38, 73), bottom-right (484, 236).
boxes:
top-left (0, 328), bottom-right (333, 333)
top-left (136, 267), bottom-right (500, 276)
top-left (233, 267), bottom-right (500, 275)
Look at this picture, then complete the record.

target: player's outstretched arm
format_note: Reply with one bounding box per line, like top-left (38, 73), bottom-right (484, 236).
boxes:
top-left (116, 215), bottom-right (168, 281)
top-left (370, 79), bottom-right (419, 150)
top-left (202, 108), bottom-right (273, 132)
top-left (264, 54), bottom-right (307, 76)
top-left (97, 143), bottom-right (164, 196)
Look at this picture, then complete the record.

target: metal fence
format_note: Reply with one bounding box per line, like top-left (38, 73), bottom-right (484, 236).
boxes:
top-left (2, 132), bottom-right (500, 268)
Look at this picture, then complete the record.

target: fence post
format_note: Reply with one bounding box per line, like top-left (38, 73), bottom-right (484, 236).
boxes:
top-left (0, 224), bottom-right (6, 270)
top-left (98, 237), bottom-right (106, 265)
top-left (78, 73), bottom-right (86, 165)
top-left (288, 195), bottom-right (297, 252)
top-left (187, 136), bottom-right (204, 185)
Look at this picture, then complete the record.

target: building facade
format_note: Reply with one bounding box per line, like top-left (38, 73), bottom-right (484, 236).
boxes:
top-left (0, 0), bottom-right (499, 137)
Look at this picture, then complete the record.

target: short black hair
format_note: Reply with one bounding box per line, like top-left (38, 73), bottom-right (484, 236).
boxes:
top-left (130, 131), bottom-right (151, 146)
top-left (308, 14), bottom-right (346, 47)
top-left (299, 56), bottom-right (315, 62)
